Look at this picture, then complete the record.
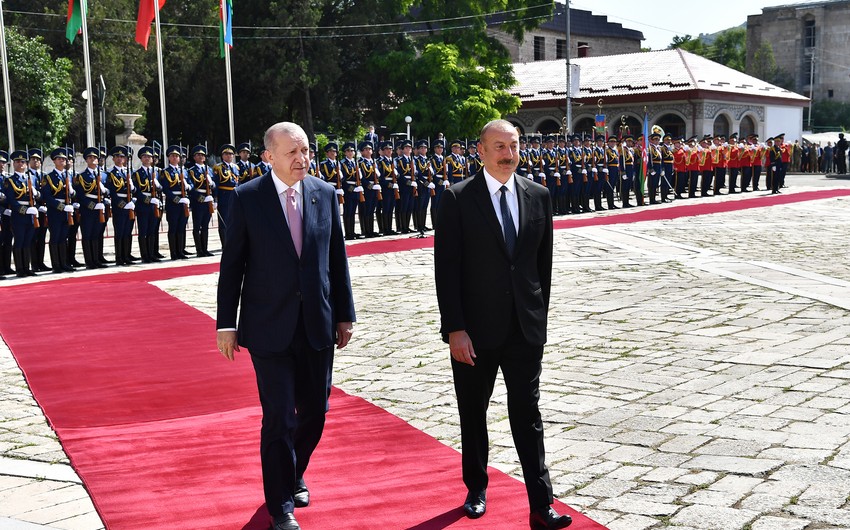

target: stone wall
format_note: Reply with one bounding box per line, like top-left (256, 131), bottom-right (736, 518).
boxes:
top-left (490, 27), bottom-right (641, 63)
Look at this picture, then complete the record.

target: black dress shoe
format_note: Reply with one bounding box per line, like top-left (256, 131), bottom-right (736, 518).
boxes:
top-left (529, 507), bottom-right (571, 529)
top-left (294, 478), bottom-right (310, 508)
top-left (463, 489), bottom-right (486, 519)
top-left (271, 513), bottom-right (300, 530)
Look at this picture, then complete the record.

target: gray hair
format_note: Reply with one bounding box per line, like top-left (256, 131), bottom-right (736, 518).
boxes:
top-left (480, 119), bottom-right (519, 143)
top-left (263, 122), bottom-right (308, 151)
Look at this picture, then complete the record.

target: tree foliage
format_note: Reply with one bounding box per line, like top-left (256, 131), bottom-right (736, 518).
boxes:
top-left (748, 41), bottom-right (794, 91)
top-left (4, 0), bottom-right (549, 147)
top-left (811, 101), bottom-right (850, 131)
top-left (0, 27), bottom-right (73, 147)
top-left (669, 28), bottom-right (745, 72)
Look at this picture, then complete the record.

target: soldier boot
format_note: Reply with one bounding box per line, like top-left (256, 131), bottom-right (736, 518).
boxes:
top-left (58, 242), bottom-right (74, 272)
top-left (153, 231), bottom-right (166, 258)
top-left (49, 244), bottom-right (62, 273)
top-left (148, 236), bottom-right (161, 262)
top-left (2, 244), bottom-right (13, 274)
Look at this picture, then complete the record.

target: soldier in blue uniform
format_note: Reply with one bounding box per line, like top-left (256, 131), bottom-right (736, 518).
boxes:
top-left (395, 139), bottom-right (415, 234)
top-left (255, 145), bottom-right (271, 179)
top-left (162, 145), bottom-right (192, 260)
top-left (149, 146), bottom-right (166, 260)
top-left (517, 137), bottom-right (529, 180)
top-left (41, 148), bottom-right (76, 273)
top-left (567, 135), bottom-right (584, 214)
top-left (466, 141), bottom-right (482, 177)
top-left (555, 136), bottom-right (572, 215)
top-left (236, 142), bottom-right (255, 184)
top-left (187, 145), bottom-right (215, 257)
top-left (647, 133), bottom-right (663, 204)
top-left (308, 142), bottom-right (318, 177)
top-left (446, 139), bottom-right (465, 185)
top-left (339, 142), bottom-right (364, 240)
top-left (0, 149), bottom-right (13, 276)
top-left (26, 149), bottom-right (50, 272)
top-left (605, 136), bottom-right (627, 208)
top-left (213, 144), bottom-right (239, 248)
top-left (105, 146), bottom-right (137, 266)
top-left (62, 147), bottom-right (84, 268)
top-left (429, 139), bottom-right (448, 229)
top-left (377, 141), bottom-right (398, 235)
top-left (3, 150), bottom-right (40, 276)
top-left (660, 134), bottom-right (675, 202)
top-left (412, 140), bottom-right (433, 234)
top-left (71, 147), bottom-right (108, 269)
top-left (131, 146), bottom-right (161, 263)
top-left (358, 141), bottom-right (381, 238)
top-left (319, 142), bottom-right (340, 187)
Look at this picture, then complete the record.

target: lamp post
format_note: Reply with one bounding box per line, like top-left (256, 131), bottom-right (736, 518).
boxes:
top-left (405, 115), bottom-right (412, 140)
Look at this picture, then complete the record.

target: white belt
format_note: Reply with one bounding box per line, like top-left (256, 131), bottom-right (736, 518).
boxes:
top-left (142, 192), bottom-right (152, 197)
top-left (85, 194), bottom-right (99, 199)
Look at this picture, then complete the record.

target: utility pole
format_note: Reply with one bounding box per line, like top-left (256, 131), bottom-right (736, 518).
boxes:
top-left (807, 47), bottom-right (815, 130)
top-left (565, 0), bottom-right (571, 135)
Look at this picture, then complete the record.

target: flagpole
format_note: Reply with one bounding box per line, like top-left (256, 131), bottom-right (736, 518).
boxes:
top-left (80, 0), bottom-right (95, 146)
top-left (153, 0), bottom-right (168, 148)
top-left (224, 40), bottom-right (234, 145)
top-left (0, 0), bottom-right (14, 151)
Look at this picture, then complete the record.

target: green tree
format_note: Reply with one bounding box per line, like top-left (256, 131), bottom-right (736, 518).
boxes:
top-left (748, 41), bottom-right (794, 91)
top-left (811, 101), bottom-right (850, 131)
top-left (0, 27), bottom-right (73, 147)
top-left (670, 28), bottom-right (745, 72)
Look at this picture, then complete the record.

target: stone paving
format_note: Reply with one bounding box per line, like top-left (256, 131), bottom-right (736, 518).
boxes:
top-left (3, 178), bottom-right (850, 529)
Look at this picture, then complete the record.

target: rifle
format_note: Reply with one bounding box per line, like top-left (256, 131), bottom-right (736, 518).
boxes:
top-left (539, 148), bottom-right (547, 187)
top-left (335, 159), bottom-right (344, 205)
top-left (409, 153), bottom-right (418, 198)
top-left (353, 145), bottom-right (365, 203)
top-left (555, 137), bottom-right (562, 187)
top-left (65, 168), bottom-right (74, 227)
top-left (126, 149), bottom-right (136, 222)
top-left (426, 140), bottom-right (435, 197)
top-left (95, 164), bottom-right (106, 224)
top-left (204, 165), bottom-right (215, 214)
top-left (150, 166), bottom-right (161, 219)
top-left (179, 164), bottom-right (190, 218)
top-left (26, 172), bottom-right (40, 228)
top-left (391, 141), bottom-right (400, 200)
top-left (370, 156), bottom-right (382, 202)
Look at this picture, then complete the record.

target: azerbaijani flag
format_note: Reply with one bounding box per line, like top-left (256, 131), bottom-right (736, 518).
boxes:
top-left (135, 0), bottom-right (167, 50)
top-left (219, 0), bottom-right (233, 58)
top-left (66, 0), bottom-right (84, 43)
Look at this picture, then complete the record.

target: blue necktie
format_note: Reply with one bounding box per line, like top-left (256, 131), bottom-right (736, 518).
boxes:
top-left (499, 185), bottom-right (516, 254)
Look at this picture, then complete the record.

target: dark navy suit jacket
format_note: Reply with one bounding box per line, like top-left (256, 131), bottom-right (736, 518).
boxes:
top-left (216, 173), bottom-right (355, 353)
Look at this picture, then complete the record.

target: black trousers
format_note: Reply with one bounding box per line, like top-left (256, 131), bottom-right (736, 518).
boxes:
top-left (249, 312), bottom-right (333, 517)
top-left (451, 313), bottom-right (553, 512)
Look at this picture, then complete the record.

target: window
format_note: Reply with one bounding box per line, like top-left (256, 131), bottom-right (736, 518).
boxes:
top-left (534, 36), bottom-right (545, 61)
top-left (829, 89), bottom-right (834, 98)
top-left (577, 41), bottom-right (589, 58)
top-left (804, 19), bottom-right (816, 48)
top-left (556, 39), bottom-right (566, 59)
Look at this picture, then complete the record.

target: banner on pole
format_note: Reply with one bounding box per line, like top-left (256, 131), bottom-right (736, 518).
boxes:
top-left (136, 0), bottom-right (167, 49)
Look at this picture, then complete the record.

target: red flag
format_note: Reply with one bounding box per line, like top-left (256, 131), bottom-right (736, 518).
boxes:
top-left (136, 0), bottom-right (166, 49)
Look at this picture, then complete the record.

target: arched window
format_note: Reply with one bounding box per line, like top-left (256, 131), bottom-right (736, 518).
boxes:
top-left (739, 115), bottom-right (757, 138)
top-left (573, 117), bottom-right (595, 136)
top-left (713, 114), bottom-right (731, 137)
top-left (655, 113), bottom-right (686, 139)
top-left (535, 119), bottom-right (561, 135)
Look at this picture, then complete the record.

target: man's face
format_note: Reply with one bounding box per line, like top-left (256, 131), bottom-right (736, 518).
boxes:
top-left (361, 147), bottom-right (373, 158)
top-left (478, 126), bottom-right (519, 177)
top-left (54, 157), bottom-right (67, 170)
top-left (29, 157), bottom-right (41, 170)
top-left (434, 145), bottom-right (444, 155)
top-left (417, 146), bottom-right (427, 156)
top-left (13, 160), bottom-right (26, 172)
top-left (381, 147), bottom-right (392, 157)
top-left (260, 150), bottom-right (270, 163)
top-left (268, 131), bottom-right (309, 185)
top-left (168, 153), bottom-right (181, 166)
top-left (194, 153), bottom-right (206, 165)
top-left (140, 154), bottom-right (153, 167)
top-left (451, 146), bottom-right (461, 155)
top-left (403, 146), bottom-right (412, 156)
top-left (85, 156), bottom-right (98, 169)
top-left (326, 149), bottom-right (337, 160)
top-left (239, 151), bottom-right (250, 162)
top-left (222, 152), bottom-right (234, 163)
top-left (344, 148), bottom-right (355, 159)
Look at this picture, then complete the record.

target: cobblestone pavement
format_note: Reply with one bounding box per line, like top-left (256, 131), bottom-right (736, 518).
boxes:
top-left (3, 178), bottom-right (850, 529)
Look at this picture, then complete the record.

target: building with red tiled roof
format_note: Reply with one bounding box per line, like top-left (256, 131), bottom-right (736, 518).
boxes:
top-left (506, 49), bottom-right (809, 141)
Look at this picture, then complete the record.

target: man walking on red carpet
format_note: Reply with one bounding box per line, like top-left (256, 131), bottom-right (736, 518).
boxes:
top-left (216, 121), bottom-right (356, 530)
top-left (434, 119), bottom-right (571, 530)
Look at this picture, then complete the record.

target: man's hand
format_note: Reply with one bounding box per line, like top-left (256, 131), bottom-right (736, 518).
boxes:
top-left (217, 330), bottom-right (239, 361)
top-left (336, 322), bottom-right (354, 349)
top-left (449, 330), bottom-right (476, 366)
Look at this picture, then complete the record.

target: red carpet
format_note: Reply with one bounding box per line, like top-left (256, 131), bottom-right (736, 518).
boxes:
top-left (0, 279), bottom-right (605, 529)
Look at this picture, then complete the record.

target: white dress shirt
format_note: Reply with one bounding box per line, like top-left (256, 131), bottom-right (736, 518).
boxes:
top-left (483, 168), bottom-right (519, 236)
top-left (270, 171), bottom-right (303, 225)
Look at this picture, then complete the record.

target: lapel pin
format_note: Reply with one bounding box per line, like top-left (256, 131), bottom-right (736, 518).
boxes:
top-left (311, 197), bottom-right (317, 204)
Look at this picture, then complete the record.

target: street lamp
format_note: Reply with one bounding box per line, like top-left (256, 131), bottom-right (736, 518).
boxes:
top-left (405, 115), bottom-right (412, 140)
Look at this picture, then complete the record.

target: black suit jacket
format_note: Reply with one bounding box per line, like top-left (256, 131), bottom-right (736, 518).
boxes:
top-left (216, 173), bottom-right (355, 353)
top-left (434, 171), bottom-right (553, 350)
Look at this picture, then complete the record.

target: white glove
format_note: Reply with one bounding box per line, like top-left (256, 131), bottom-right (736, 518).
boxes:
top-left (354, 186), bottom-right (364, 193)
top-left (94, 203), bottom-right (105, 211)
top-left (73, 203), bottom-right (80, 209)
top-left (335, 189), bottom-right (345, 196)
top-left (178, 197), bottom-right (190, 205)
top-left (427, 182), bottom-right (436, 189)
top-left (373, 185), bottom-right (381, 191)
top-left (3, 209), bottom-right (10, 216)
top-left (603, 168), bottom-right (609, 174)
top-left (69, 189), bottom-right (76, 196)
top-left (772, 166), bottom-right (776, 171)
top-left (582, 169), bottom-right (588, 175)
top-left (392, 183), bottom-right (400, 190)
top-left (661, 171), bottom-right (666, 177)
top-left (38, 206), bottom-right (48, 213)
top-left (104, 198), bottom-right (112, 206)
top-left (213, 202), bottom-right (218, 209)
top-left (591, 167), bottom-right (598, 173)
top-left (407, 180), bottom-right (416, 187)
top-left (552, 172), bottom-right (560, 178)
top-left (204, 195), bottom-right (214, 203)
top-left (443, 180), bottom-right (450, 187)
top-left (100, 183), bottom-right (107, 193)
top-left (26, 206), bottom-right (39, 215)
top-left (622, 175), bottom-right (628, 181)
top-left (151, 198), bottom-right (161, 206)
top-left (526, 174), bottom-right (533, 180)
top-left (63, 205), bottom-right (74, 213)
top-left (565, 170), bottom-right (572, 176)
top-left (650, 171), bottom-right (656, 176)
top-left (537, 173), bottom-right (545, 179)
top-left (123, 202), bottom-right (135, 210)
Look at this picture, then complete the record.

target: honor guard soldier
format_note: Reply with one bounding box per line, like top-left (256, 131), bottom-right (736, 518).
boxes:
top-left (395, 139), bottom-right (415, 233)
top-left (213, 144), bottom-right (239, 248)
top-left (555, 136), bottom-right (572, 215)
top-left (377, 141), bottom-right (398, 235)
top-left (727, 133), bottom-right (741, 194)
top-left (647, 132), bottom-right (663, 204)
top-left (187, 145), bottom-right (215, 257)
top-left (320, 142), bottom-right (341, 187)
top-left (684, 136), bottom-right (699, 198)
top-left (698, 135), bottom-right (714, 197)
top-left (446, 139), bottom-right (466, 185)
top-left (672, 137), bottom-right (687, 199)
top-left (466, 141), bottom-right (482, 176)
top-left (568, 135), bottom-right (586, 213)
top-left (308, 142), bottom-right (318, 177)
top-left (526, 136), bottom-right (542, 185)
top-left (358, 141), bottom-right (381, 237)
top-left (617, 136), bottom-right (636, 208)
top-left (41, 148), bottom-right (76, 272)
top-left (255, 145), bottom-right (272, 179)
top-left (72, 147), bottom-right (108, 269)
top-left (3, 150), bottom-right (39, 276)
top-left (712, 135), bottom-right (728, 195)
top-left (149, 146), bottom-right (166, 260)
top-left (430, 139), bottom-right (448, 228)
top-left (660, 134), bottom-right (675, 202)
top-left (412, 139), bottom-right (434, 234)
top-left (93, 146), bottom-right (112, 265)
top-left (604, 136), bottom-right (623, 208)
top-left (106, 146), bottom-right (137, 266)
top-left (339, 142), bottom-right (364, 240)
top-left (162, 145), bottom-right (192, 259)
top-left (627, 135), bottom-right (643, 206)
top-left (236, 143), bottom-right (255, 184)
top-left (63, 147), bottom-right (84, 268)
top-left (132, 146), bottom-right (161, 263)
top-left (581, 135), bottom-right (596, 211)
top-left (516, 136), bottom-right (529, 180)
top-left (777, 133), bottom-right (790, 192)
top-left (26, 149), bottom-right (49, 272)
top-left (752, 134), bottom-right (764, 191)
top-left (0, 149), bottom-right (14, 275)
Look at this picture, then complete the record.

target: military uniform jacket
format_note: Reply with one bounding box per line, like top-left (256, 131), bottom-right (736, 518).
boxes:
top-left (430, 154), bottom-right (446, 183)
top-left (42, 169), bottom-right (74, 212)
top-left (132, 166), bottom-right (159, 205)
top-left (254, 161), bottom-right (271, 179)
top-left (73, 168), bottom-right (106, 211)
top-left (378, 156), bottom-right (396, 187)
top-left (358, 158), bottom-right (380, 190)
top-left (320, 159), bottom-right (340, 186)
top-left (188, 164), bottom-right (214, 204)
top-left (107, 167), bottom-right (133, 209)
top-left (340, 158), bottom-right (358, 190)
top-left (237, 160), bottom-right (255, 184)
top-left (447, 154), bottom-right (466, 180)
top-left (414, 155), bottom-right (432, 186)
top-left (467, 154), bottom-right (482, 175)
top-left (395, 156), bottom-right (415, 187)
top-left (3, 173), bottom-right (36, 214)
top-left (27, 169), bottom-right (45, 207)
top-left (213, 162), bottom-right (239, 197)
top-left (162, 165), bottom-right (192, 204)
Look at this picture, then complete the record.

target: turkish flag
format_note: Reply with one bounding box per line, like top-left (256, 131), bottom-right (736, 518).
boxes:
top-left (136, 0), bottom-right (166, 49)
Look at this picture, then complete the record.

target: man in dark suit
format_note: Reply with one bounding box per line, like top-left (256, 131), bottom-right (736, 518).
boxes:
top-left (363, 125), bottom-right (379, 150)
top-left (434, 120), bottom-right (571, 530)
top-left (216, 122), bottom-right (356, 530)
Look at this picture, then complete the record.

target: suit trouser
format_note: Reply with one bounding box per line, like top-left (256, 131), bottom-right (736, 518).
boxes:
top-left (451, 313), bottom-right (553, 511)
top-left (250, 313), bottom-right (333, 517)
